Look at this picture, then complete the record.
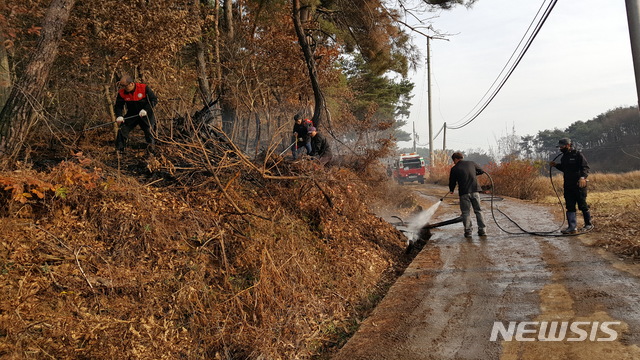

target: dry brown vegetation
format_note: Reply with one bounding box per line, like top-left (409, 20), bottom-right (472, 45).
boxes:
top-left (586, 189), bottom-right (640, 258)
top-left (490, 166), bottom-right (640, 259)
top-left (0, 133), bottom-right (419, 359)
top-left (539, 173), bottom-right (640, 260)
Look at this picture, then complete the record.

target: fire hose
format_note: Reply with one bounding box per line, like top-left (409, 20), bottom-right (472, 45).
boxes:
top-left (485, 153), bottom-right (593, 237)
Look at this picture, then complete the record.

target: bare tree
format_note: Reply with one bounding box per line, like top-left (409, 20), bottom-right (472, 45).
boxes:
top-left (0, 32), bottom-right (9, 110)
top-left (0, 0), bottom-right (77, 162)
top-left (192, 0), bottom-right (212, 105)
top-left (292, 0), bottom-right (326, 128)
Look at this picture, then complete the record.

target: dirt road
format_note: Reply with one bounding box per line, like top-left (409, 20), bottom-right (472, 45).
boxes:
top-left (333, 185), bottom-right (640, 360)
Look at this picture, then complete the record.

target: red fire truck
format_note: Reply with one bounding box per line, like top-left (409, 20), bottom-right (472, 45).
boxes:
top-left (392, 153), bottom-right (426, 184)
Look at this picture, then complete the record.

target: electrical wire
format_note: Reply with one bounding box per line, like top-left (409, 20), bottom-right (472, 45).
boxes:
top-left (448, 0), bottom-right (556, 130)
top-left (446, 0), bottom-right (558, 130)
top-left (415, 123), bottom-right (445, 147)
top-left (448, 1), bottom-right (550, 128)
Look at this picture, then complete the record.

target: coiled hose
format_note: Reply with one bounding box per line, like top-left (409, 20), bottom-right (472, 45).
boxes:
top-left (485, 154), bottom-right (593, 237)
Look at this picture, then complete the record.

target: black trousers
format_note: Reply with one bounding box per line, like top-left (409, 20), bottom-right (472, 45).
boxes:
top-left (564, 186), bottom-right (589, 212)
top-left (116, 116), bottom-right (156, 151)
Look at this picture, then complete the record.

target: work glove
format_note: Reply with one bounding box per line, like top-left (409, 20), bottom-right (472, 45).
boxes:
top-left (139, 109), bottom-right (147, 117)
top-left (549, 161), bottom-right (557, 167)
top-left (116, 116), bottom-right (124, 124)
top-left (578, 178), bottom-right (587, 188)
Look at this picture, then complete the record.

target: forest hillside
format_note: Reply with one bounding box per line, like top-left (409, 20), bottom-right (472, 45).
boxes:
top-left (3, 0), bottom-right (639, 357)
top-left (0, 131), bottom-right (426, 358)
top-left (0, 0), bottom-right (472, 357)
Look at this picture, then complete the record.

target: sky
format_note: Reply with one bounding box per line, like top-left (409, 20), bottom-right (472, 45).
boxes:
top-left (402, 0), bottom-right (638, 154)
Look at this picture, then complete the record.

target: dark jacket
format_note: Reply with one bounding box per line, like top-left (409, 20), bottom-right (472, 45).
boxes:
top-left (292, 122), bottom-right (310, 146)
top-left (310, 132), bottom-right (332, 158)
top-left (449, 160), bottom-right (485, 196)
top-left (554, 149), bottom-right (589, 189)
top-left (114, 83), bottom-right (158, 123)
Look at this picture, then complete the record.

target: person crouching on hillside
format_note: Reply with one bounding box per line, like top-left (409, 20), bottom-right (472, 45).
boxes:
top-left (448, 152), bottom-right (487, 238)
top-left (308, 127), bottom-right (333, 166)
top-left (549, 138), bottom-right (593, 234)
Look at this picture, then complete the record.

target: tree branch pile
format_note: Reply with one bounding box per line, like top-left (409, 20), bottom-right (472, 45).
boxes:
top-left (0, 140), bottom-right (409, 358)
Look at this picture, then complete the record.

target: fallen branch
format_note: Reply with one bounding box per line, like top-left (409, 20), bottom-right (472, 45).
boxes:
top-left (314, 180), bottom-right (333, 208)
top-left (74, 246), bottom-right (95, 292)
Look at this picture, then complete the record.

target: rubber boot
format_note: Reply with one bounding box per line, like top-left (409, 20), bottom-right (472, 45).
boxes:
top-left (562, 212), bottom-right (577, 234)
top-left (582, 210), bottom-right (594, 231)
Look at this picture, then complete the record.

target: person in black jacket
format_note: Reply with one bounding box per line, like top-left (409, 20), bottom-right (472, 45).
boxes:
top-left (449, 152), bottom-right (486, 238)
top-left (114, 76), bottom-right (158, 153)
top-left (291, 114), bottom-right (312, 159)
top-left (550, 138), bottom-right (593, 233)
top-left (308, 127), bottom-right (332, 166)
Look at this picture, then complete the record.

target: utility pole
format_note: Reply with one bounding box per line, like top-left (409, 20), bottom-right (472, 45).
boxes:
top-left (443, 122), bottom-right (447, 151)
top-left (427, 36), bottom-right (433, 166)
top-left (425, 35), bottom-right (448, 166)
top-left (626, 0), bottom-right (640, 112)
top-left (412, 121), bottom-right (417, 152)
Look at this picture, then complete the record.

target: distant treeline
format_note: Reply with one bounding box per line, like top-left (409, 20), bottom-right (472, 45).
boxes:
top-left (400, 106), bottom-right (640, 173)
top-left (521, 106), bottom-right (640, 173)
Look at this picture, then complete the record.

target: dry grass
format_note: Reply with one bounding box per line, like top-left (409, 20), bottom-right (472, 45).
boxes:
top-left (0, 143), bottom-right (410, 358)
top-left (540, 188), bottom-right (640, 258)
top-left (526, 171), bottom-right (640, 260)
top-left (584, 170), bottom-right (640, 191)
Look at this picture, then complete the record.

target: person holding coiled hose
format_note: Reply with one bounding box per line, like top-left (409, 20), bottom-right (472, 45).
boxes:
top-left (549, 138), bottom-right (593, 234)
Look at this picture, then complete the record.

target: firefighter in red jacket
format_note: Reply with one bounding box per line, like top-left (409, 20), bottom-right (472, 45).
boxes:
top-left (114, 76), bottom-right (158, 153)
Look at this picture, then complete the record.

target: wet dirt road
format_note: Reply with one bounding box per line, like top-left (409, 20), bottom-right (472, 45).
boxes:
top-left (333, 185), bottom-right (640, 360)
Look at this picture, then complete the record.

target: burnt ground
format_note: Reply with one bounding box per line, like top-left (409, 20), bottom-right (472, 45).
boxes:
top-left (334, 184), bottom-right (640, 360)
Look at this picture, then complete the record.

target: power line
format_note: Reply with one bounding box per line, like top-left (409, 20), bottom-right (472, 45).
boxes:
top-left (447, 0), bottom-right (558, 130)
top-left (447, 0), bottom-right (549, 128)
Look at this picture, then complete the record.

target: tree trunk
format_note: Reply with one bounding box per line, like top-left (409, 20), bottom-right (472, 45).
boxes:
top-left (222, 102), bottom-right (236, 135)
top-left (220, 0), bottom-right (237, 136)
top-left (223, 0), bottom-right (234, 40)
top-left (0, 0), bottom-right (77, 160)
top-left (243, 115), bottom-right (250, 153)
top-left (102, 60), bottom-right (118, 134)
top-left (195, 40), bottom-right (212, 104)
top-left (259, 88), bottom-right (272, 145)
top-left (253, 111), bottom-right (261, 157)
top-left (0, 33), bottom-right (10, 110)
top-left (292, 0), bottom-right (325, 128)
top-left (193, 0), bottom-right (212, 105)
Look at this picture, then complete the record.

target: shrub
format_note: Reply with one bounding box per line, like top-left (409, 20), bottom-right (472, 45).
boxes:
top-left (428, 151), bottom-right (451, 185)
top-left (484, 160), bottom-right (549, 200)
